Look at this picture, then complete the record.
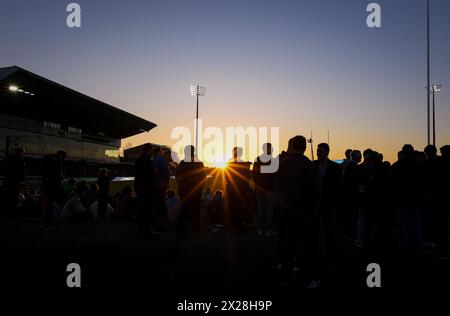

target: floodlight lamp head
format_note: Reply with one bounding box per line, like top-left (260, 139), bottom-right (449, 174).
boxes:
top-left (190, 85), bottom-right (206, 96)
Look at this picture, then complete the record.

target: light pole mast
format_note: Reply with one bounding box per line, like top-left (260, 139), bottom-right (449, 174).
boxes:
top-left (308, 131), bottom-right (314, 161)
top-left (191, 85), bottom-right (206, 155)
top-left (196, 86), bottom-right (199, 150)
top-left (427, 0), bottom-right (431, 145)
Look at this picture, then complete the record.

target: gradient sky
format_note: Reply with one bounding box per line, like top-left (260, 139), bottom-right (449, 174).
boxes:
top-left (1, 0), bottom-right (449, 164)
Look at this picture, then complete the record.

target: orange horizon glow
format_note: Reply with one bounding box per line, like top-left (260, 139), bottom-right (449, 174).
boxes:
top-left (122, 130), bottom-right (414, 165)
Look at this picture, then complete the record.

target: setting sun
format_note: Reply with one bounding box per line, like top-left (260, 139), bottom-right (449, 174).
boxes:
top-left (210, 161), bottom-right (227, 169)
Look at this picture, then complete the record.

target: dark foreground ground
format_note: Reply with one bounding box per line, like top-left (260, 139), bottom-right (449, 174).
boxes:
top-left (0, 218), bottom-right (448, 302)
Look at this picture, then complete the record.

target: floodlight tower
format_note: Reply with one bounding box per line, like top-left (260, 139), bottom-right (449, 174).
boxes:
top-left (426, 0), bottom-right (431, 145)
top-left (191, 85), bottom-right (206, 152)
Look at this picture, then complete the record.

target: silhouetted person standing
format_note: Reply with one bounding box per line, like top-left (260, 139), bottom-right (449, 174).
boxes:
top-left (4, 148), bottom-right (25, 219)
top-left (313, 143), bottom-right (342, 267)
top-left (153, 147), bottom-right (170, 222)
top-left (176, 146), bottom-right (206, 236)
top-left (253, 143), bottom-right (276, 236)
top-left (391, 144), bottom-right (423, 255)
top-left (422, 145), bottom-right (440, 244)
top-left (41, 150), bottom-right (66, 231)
top-left (354, 149), bottom-right (374, 247)
top-left (276, 136), bottom-right (319, 287)
top-left (341, 148), bottom-right (353, 171)
top-left (343, 150), bottom-right (362, 240)
top-left (436, 145), bottom-right (450, 259)
top-left (366, 152), bottom-right (391, 257)
top-left (134, 143), bottom-right (156, 239)
top-left (226, 147), bottom-right (251, 231)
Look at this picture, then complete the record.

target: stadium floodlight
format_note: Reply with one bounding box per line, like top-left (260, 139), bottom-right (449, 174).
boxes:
top-left (191, 85), bottom-right (206, 96)
top-left (8, 85), bottom-right (35, 96)
top-left (432, 84), bottom-right (441, 93)
top-left (197, 86), bottom-right (206, 96)
top-left (191, 85), bottom-right (206, 152)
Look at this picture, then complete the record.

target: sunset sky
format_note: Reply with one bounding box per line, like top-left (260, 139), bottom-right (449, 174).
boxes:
top-left (1, 0), bottom-right (449, 165)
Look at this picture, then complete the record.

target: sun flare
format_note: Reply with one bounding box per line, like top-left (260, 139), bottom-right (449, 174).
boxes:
top-left (210, 161), bottom-right (227, 169)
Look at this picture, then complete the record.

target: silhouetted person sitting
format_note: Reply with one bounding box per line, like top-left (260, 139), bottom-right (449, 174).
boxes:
top-left (134, 143), bottom-right (156, 239)
top-left (391, 144), bottom-right (423, 255)
top-left (61, 184), bottom-right (93, 222)
top-left (63, 178), bottom-right (77, 204)
top-left (253, 143), bottom-right (276, 236)
top-left (276, 136), bottom-right (319, 287)
top-left (313, 143), bottom-right (342, 267)
top-left (226, 147), bottom-right (251, 231)
top-left (176, 145), bottom-right (206, 236)
top-left (41, 150), bottom-right (66, 231)
top-left (78, 181), bottom-right (90, 209)
top-left (4, 147), bottom-right (25, 219)
top-left (86, 183), bottom-right (98, 207)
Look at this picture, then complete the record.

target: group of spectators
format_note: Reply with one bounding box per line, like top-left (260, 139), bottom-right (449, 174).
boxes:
top-left (2, 137), bottom-right (449, 287)
top-left (272, 137), bottom-right (449, 286)
top-left (2, 149), bottom-right (135, 228)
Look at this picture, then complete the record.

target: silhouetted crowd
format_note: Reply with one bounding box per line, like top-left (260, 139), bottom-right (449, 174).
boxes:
top-left (130, 138), bottom-right (449, 287)
top-left (2, 149), bottom-right (137, 227)
top-left (1, 137), bottom-right (449, 288)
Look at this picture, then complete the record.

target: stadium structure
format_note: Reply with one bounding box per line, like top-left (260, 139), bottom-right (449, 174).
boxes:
top-left (0, 66), bottom-right (156, 176)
